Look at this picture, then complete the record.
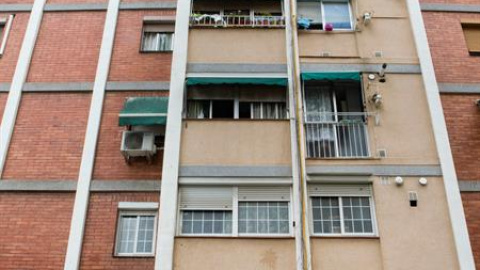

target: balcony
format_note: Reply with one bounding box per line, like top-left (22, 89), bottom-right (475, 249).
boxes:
top-left (305, 112), bottom-right (371, 159)
top-left (190, 15), bottom-right (285, 28)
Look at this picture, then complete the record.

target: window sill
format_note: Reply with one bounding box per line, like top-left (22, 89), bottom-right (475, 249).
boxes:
top-left (113, 254), bottom-right (155, 258)
top-left (139, 50), bottom-right (173, 54)
top-left (184, 118), bottom-right (289, 122)
top-left (306, 157), bottom-right (380, 161)
top-left (310, 235), bottom-right (379, 239)
top-left (298, 29), bottom-right (356, 34)
top-left (176, 235), bottom-right (294, 239)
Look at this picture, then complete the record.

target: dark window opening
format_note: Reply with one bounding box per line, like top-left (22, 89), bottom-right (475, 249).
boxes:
top-left (212, 100), bottom-right (234, 118)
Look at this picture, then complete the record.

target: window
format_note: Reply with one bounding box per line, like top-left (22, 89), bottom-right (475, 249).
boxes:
top-left (179, 186), bottom-right (292, 236)
top-left (238, 202), bottom-right (289, 234)
top-left (239, 102), bottom-right (287, 119)
top-left (181, 210), bottom-right (232, 235)
top-left (0, 15), bottom-right (14, 56)
top-left (297, 0), bottom-right (353, 31)
top-left (142, 32), bottom-right (174, 52)
top-left (141, 21), bottom-right (174, 52)
top-left (462, 23), bottom-right (480, 56)
top-left (186, 100), bottom-right (287, 120)
top-left (303, 79), bottom-right (369, 158)
top-left (309, 184), bottom-right (376, 236)
top-left (115, 212), bottom-right (157, 256)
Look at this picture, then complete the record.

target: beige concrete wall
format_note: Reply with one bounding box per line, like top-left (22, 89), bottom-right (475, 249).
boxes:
top-left (311, 238), bottom-right (383, 270)
top-left (307, 74), bottom-right (439, 167)
top-left (180, 120), bottom-right (291, 166)
top-left (299, 19), bottom-right (417, 62)
top-left (373, 177), bottom-right (459, 269)
top-left (188, 29), bottom-right (287, 63)
top-left (174, 238), bottom-right (296, 270)
top-left (298, 0), bottom-right (416, 63)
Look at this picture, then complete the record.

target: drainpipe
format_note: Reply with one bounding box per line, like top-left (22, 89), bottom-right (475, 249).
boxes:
top-left (284, 0), bottom-right (312, 268)
top-left (406, 0), bottom-right (475, 269)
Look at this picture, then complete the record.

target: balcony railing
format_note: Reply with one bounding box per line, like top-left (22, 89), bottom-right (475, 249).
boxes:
top-left (305, 112), bottom-right (371, 158)
top-left (190, 15), bottom-right (286, 28)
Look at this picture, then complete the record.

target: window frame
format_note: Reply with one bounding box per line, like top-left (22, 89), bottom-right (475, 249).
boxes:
top-left (461, 22), bottom-right (480, 56)
top-left (177, 186), bottom-right (294, 238)
top-left (320, 0), bottom-right (354, 31)
top-left (140, 31), bottom-right (175, 53)
top-left (0, 15), bottom-right (14, 57)
top-left (114, 210), bottom-right (158, 257)
top-left (309, 195), bottom-right (378, 237)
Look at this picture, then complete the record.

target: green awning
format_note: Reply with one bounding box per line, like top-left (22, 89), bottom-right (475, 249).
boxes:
top-left (186, 77), bottom-right (288, 86)
top-left (119, 97), bottom-right (168, 126)
top-left (301, 72), bottom-right (361, 81)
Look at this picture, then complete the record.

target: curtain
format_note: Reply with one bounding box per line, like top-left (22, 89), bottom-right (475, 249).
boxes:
top-left (305, 85), bottom-right (334, 122)
top-left (142, 33), bottom-right (174, 51)
top-left (187, 100), bottom-right (209, 119)
top-left (323, 2), bottom-right (351, 29)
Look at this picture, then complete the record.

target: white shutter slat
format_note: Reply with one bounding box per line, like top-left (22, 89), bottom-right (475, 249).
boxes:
top-left (308, 184), bottom-right (372, 197)
top-left (179, 187), bottom-right (233, 210)
top-left (238, 186), bottom-right (291, 201)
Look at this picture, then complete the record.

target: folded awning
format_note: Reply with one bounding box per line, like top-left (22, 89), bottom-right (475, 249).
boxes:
top-left (186, 77), bottom-right (288, 86)
top-left (301, 72), bottom-right (361, 81)
top-left (119, 97), bottom-right (168, 126)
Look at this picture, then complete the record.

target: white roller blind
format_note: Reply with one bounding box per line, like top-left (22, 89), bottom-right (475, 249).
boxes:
top-left (179, 187), bottom-right (233, 210)
top-left (309, 184), bottom-right (372, 197)
top-left (238, 186), bottom-right (291, 201)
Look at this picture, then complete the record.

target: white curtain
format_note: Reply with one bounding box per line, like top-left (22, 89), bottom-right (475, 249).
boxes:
top-left (143, 33), bottom-right (174, 51)
top-left (187, 100), bottom-right (209, 119)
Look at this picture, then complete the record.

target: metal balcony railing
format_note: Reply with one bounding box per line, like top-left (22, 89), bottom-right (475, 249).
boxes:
top-left (190, 15), bottom-right (286, 28)
top-left (304, 112), bottom-right (371, 158)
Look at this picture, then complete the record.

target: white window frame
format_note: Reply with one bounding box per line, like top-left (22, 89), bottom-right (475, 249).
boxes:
top-left (320, 0), bottom-right (354, 31)
top-left (0, 15), bottom-right (14, 56)
top-left (114, 205), bottom-right (158, 257)
top-left (178, 186), bottom-right (294, 238)
top-left (309, 195), bottom-right (378, 237)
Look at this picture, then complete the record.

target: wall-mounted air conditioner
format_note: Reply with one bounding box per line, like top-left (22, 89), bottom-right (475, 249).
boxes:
top-left (120, 131), bottom-right (157, 163)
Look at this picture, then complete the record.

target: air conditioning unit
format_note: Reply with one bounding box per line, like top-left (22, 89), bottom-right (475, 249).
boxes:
top-left (121, 131), bottom-right (157, 163)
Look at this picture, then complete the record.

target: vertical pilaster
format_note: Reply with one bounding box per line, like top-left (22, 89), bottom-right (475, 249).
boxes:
top-left (154, 0), bottom-right (191, 269)
top-left (0, 0), bottom-right (46, 178)
top-left (406, 0), bottom-right (475, 269)
top-left (63, 0), bottom-right (120, 268)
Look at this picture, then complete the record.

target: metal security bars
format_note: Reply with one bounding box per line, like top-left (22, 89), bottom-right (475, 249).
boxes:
top-left (305, 112), bottom-right (371, 158)
top-left (190, 15), bottom-right (286, 28)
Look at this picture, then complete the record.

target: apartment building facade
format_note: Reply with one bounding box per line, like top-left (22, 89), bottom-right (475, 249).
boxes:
top-left (421, 0), bottom-right (480, 268)
top-left (0, 0), bottom-right (475, 270)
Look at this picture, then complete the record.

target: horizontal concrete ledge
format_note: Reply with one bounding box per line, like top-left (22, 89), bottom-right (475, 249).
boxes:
top-left (0, 2), bottom-right (177, 12)
top-left (0, 180), bottom-right (161, 192)
top-left (0, 81), bottom-right (169, 92)
top-left (179, 166), bottom-right (293, 177)
top-left (187, 63), bottom-right (288, 74)
top-left (179, 177), bottom-right (292, 185)
top-left (301, 63), bottom-right (421, 74)
top-left (306, 165), bottom-right (442, 176)
top-left (0, 180), bottom-right (77, 191)
top-left (106, 81), bottom-right (170, 91)
top-left (438, 83), bottom-right (480, 94)
top-left (459, 181), bottom-right (480, 192)
top-left (0, 4), bottom-right (32, 12)
top-left (91, 180), bottom-right (161, 192)
top-left (421, 3), bottom-right (480, 13)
